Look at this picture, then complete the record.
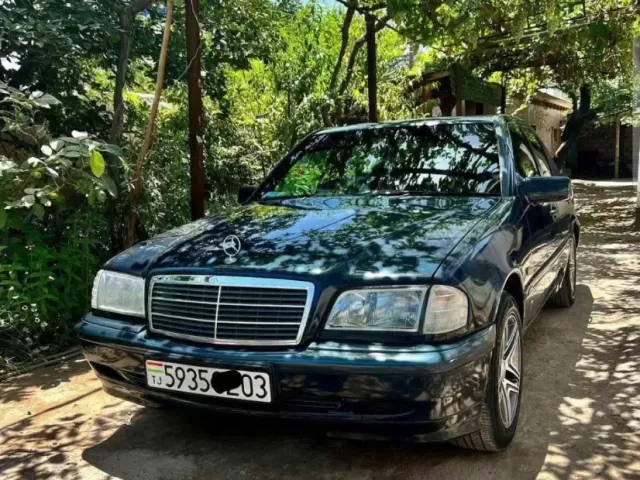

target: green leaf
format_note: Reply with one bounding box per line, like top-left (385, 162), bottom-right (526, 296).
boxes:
top-left (102, 175), bottom-right (118, 198)
top-left (41, 145), bottom-right (53, 156)
top-left (32, 204), bottom-right (45, 220)
top-left (22, 194), bottom-right (35, 207)
top-left (0, 157), bottom-right (17, 171)
top-left (90, 150), bottom-right (105, 177)
top-left (0, 210), bottom-right (6, 229)
top-left (60, 148), bottom-right (82, 158)
top-left (100, 144), bottom-right (124, 158)
top-left (58, 137), bottom-right (81, 144)
top-left (50, 139), bottom-right (64, 151)
top-left (72, 130), bottom-right (88, 140)
top-left (33, 93), bottom-right (61, 109)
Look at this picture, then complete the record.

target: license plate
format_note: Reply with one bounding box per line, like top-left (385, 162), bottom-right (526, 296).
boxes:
top-left (145, 360), bottom-right (272, 403)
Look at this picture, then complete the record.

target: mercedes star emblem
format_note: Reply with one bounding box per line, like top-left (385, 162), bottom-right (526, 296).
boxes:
top-left (222, 235), bottom-right (242, 257)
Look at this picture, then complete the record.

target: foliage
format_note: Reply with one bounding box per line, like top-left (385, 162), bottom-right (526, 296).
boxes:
top-left (0, 211), bottom-right (106, 367)
top-left (386, 0), bottom-right (639, 122)
top-left (0, 84), bottom-right (120, 365)
top-left (0, 82), bottom-right (121, 225)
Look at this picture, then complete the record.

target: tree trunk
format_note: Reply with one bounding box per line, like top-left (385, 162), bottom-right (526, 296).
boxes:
top-left (336, 14), bottom-right (390, 122)
top-left (365, 13), bottom-right (378, 122)
top-left (322, 4), bottom-right (355, 127)
top-left (107, 0), bottom-right (154, 253)
top-left (554, 85), bottom-right (596, 173)
top-left (110, 0), bottom-right (154, 145)
top-left (126, 0), bottom-right (174, 247)
top-left (185, 0), bottom-right (205, 221)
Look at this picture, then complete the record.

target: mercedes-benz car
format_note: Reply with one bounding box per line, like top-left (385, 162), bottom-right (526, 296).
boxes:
top-left (76, 116), bottom-right (578, 451)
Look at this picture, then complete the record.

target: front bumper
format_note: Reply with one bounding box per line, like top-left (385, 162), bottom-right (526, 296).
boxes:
top-left (76, 314), bottom-right (495, 441)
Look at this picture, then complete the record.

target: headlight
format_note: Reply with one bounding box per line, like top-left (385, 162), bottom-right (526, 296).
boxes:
top-left (325, 287), bottom-right (427, 332)
top-left (91, 270), bottom-right (145, 318)
top-left (325, 285), bottom-right (469, 334)
top-left (422, 285), bottom-right (468, 334)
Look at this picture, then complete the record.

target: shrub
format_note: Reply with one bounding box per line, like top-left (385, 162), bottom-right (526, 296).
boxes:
top-left (0, 83), bottom-right (119, 367)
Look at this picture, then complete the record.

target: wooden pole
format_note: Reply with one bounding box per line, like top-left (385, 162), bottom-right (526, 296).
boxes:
top-left (126, 0), bottom-right (173, 247)
top-left (185, 0), bottom-right (205, 220)
top-left (365, 13), bottom-right (378, 123)
top-left (614, 118), bottom-right (621, 179)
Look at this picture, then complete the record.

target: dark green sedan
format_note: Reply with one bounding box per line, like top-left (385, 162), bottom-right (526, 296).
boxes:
top-left (76, 115), bottom-right (578, 451)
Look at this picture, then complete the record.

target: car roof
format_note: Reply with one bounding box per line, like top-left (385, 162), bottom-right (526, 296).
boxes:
top-left (317, 115), bottom-right (507, 135)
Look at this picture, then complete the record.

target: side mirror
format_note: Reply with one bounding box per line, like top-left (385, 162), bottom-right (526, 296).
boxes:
top-left (518, 176), bottom-right (571, 203)
top-left (238, 185), bottom-right (257, 204)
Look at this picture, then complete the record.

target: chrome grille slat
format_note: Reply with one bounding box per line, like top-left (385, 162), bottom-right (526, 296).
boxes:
top-left (153, 296), bottom-right (305, 308)
top-left (148, 275), bottom-right (314, 346)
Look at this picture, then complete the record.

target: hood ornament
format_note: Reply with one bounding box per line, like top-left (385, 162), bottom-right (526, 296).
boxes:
top-left (222, 235), bottom-right (242, 259)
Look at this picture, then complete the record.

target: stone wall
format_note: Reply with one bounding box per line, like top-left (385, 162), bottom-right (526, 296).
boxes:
top-left (575, 123), bottom-right (637, 178)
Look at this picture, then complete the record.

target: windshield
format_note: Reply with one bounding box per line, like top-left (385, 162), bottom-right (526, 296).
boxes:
top-left (261, 122), bottom-right (501, 199)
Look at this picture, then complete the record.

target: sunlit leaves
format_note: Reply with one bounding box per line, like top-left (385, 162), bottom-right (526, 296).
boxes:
top-left (41, 145), bottom-right (54, 157)
top-left (90, 150), bottom-right (105, 178)
top-left (0, 84), bottom-right (122, 226)
top-left (71, 130), bottom-right (89, 140)
top-left (31, 93), bottom-right (62, 109)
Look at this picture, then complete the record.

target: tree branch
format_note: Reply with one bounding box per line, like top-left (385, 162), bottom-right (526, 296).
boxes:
top-left (338, 14), bottom-right (390, 98)
top-left (109, 0), bottom-right (155, 146)
top-left (323, 4), bottom-right (356, 126)
top-left (126, 0), bottom-right (173, 247)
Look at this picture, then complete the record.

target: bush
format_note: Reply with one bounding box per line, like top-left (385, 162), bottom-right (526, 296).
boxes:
top-left (0, 83), bottom-right (119, 367)
top-left (0, 210), bottom-right (107, 365)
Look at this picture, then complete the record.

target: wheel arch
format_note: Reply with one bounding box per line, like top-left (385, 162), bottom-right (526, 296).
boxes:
top-left (572, 217), bottom-right (580, 247)
top-left (499, 271), bottom-right (525, 322)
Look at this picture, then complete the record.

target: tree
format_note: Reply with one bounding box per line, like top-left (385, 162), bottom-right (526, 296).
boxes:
top-left (381, 0), bottom-right (639, 167)
top-left (110, 0), bottom-right (156, 145)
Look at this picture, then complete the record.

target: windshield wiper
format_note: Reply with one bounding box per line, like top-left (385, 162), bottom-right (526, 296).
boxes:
top-left (259, 193), bottom-right (314, 203)
top-left (370, 190), bottom-right (435, 196)
top-left (369, 190), bottom-right (496, 197)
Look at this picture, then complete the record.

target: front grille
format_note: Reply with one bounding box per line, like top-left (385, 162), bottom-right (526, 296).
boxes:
top-left (148, 275), bottom-right (314, 346)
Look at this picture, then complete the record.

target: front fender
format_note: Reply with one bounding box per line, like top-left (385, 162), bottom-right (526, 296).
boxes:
top-left (433, 199), bottom-right (520, 331)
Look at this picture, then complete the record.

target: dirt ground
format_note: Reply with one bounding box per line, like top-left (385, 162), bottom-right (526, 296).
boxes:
top-left (1, 182), bottom-right (639, 480)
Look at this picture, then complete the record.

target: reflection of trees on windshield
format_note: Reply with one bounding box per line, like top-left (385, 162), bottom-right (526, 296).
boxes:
top-left (264, 123), bottom-right (501, 198)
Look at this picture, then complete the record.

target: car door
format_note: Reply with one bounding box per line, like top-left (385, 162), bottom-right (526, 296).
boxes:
top-left (507, 122), bottom-right (557, 324)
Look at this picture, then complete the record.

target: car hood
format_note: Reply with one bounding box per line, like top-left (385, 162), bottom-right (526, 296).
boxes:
top-left (105, 196), bottom-right (499, 281)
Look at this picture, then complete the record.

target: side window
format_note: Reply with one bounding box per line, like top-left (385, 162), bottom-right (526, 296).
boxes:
top-left (509, 126), bottom-right (539, 178)
top-left (519, 125), bottom-right (553, 176)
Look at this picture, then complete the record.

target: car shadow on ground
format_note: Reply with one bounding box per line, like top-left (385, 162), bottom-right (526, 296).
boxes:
top-left (75, 285), bottom-right (599, 480)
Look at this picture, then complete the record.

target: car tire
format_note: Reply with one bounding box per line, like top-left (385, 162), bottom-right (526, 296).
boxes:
top-left (548, 238), bottom-right (577, 308)
top-left (450, 292), bottom-right (523, 452)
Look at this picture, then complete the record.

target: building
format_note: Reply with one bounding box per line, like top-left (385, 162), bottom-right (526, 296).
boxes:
top-left (414, 68), bottom-right (572, 154)
top-left (507, 90), bottom-right (572, 154)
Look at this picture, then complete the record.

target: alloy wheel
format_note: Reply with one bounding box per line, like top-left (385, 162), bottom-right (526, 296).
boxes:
top-left (498, 312), bottom-right (521, 428)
